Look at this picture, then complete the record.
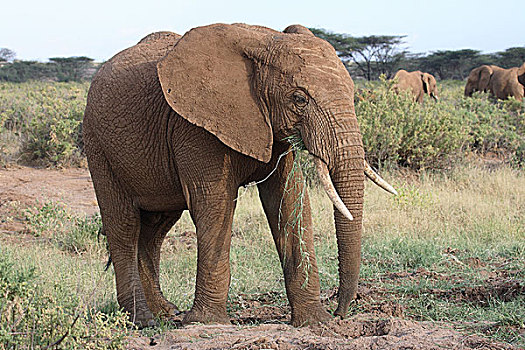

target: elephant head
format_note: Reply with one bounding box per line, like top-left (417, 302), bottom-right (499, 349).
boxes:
top-left (465, 65), bottom-right (494, 97)
top-left (421, 72), bottom-right (438, 101)
top-left (157, 23), bottom-right (367, 316)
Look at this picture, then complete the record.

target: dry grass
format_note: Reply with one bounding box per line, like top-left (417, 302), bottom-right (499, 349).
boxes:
top-left (1, 165), bottom-right (523, 347)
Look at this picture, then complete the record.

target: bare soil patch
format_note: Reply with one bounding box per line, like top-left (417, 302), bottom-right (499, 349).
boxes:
top-left (0, 167), bottom-right (517, 349)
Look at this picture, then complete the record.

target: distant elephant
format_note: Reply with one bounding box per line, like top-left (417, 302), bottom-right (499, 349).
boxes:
top-left (83, 23), bottom-right (396, 328)
top-left (393, 70), bottom-right (438, 103)
top-left (488, 63), bottom-right (525, 100)
top-left (464, 65), bottom-right (501, 97)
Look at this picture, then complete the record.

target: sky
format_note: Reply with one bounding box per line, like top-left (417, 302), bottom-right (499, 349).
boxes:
top-left (1, 0), bottom-right (523, 62)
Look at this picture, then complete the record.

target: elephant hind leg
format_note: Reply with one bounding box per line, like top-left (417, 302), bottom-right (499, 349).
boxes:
top-left (85, 141), bottom-right (154, 327)
top-left (138, 210), bottom-right (182, 318)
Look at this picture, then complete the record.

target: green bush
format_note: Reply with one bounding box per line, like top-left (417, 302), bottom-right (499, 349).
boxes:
top-left (24, 201), bottom-right (104, 254)
top-left (457, 94), bottom-right (525, 165)
top-left (356, 78), bottom-right (472, 170)
top-left (355, 77), bottom-right (525, 170)
top-left (0, 248), bottom-right (132, 349)
top-left (0, 81), bottom-right (88, 166)
top-left (1, 80), bottom-right (523, 169)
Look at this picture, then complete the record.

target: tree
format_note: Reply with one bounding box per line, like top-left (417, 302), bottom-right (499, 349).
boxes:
top-left (0, 60), bottom-right (53, 82)
top-left (417, 49), bottom-right (483, 80)
top-left (310, 28), bottom-right (407, 80)
top-left (0, 48), bottom-right (16, 62)
top-left (49, 56), bottom-right (94, 82)
top-left (496, 47), bottom-right (525, 68)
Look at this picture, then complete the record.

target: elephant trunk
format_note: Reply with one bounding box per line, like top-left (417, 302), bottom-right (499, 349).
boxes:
top-left (331, 140), bottom-right (365, 317)
top-left (310, 111), bottom-right (365, 318)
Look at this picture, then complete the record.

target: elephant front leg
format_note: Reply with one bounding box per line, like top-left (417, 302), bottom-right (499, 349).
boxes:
top-left (258, 152), bottom-right (331, 327)
top-left (182, 189), bottom-right (237, 325)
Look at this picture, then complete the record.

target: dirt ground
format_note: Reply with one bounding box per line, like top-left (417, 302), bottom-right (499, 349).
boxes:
top-left (0, 166), bottom-right (517, 349)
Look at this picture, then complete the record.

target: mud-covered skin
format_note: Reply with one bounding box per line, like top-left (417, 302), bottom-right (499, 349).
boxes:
top-left (83, 23), bottom-right (365, 327)
top-left (465, 63), bottom-right (525, 100)
top-left (393, 69), bottom-right (438, 103)
top-left (488, 63), bottom-right (525, 100)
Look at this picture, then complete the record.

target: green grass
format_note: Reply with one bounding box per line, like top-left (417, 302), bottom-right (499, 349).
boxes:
top-left (1, 79), bottom-right (524, 347)
top-left (1, 165), bottom-right (524, 348)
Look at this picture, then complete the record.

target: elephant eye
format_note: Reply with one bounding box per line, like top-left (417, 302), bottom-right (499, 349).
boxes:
top-left (292, 91), bottom-right (308, 108)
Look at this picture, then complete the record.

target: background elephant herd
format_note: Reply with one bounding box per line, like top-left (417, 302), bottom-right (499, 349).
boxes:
top-left (392, 63), bottom-right (525, 103)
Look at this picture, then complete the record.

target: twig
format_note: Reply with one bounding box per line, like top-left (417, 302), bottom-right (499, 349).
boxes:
top-left (43, 314), bottom-right (80, 350)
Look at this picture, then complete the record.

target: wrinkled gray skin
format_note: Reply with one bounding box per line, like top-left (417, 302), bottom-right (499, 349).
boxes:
top-left (83, 23), bottom-right (368, 328)
top-left (393, 69), bottom-right (438, 103)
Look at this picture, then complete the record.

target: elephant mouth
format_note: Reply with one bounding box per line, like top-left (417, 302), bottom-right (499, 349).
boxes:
top-left (313, 156), bottom-right (354, 221)
top-left (312, 156), bottom-right (397, 221)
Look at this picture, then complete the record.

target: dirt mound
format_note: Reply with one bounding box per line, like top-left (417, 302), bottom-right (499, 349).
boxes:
top-left (436, 278), bottom-right (524, 305)
top-left (127, 317), bottom-right (511, 350)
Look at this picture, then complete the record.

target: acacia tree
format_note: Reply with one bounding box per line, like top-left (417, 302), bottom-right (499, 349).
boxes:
top-left (496, 47), bottom-right (525, 68)
top-left (310, 28), bottom-right (407, 80)
top-left (49, 56), bottom-right (94, 82)
top-left (0, 48), bottom-right (16, 62)
top-left (417, 49), bottom-right (484, 80)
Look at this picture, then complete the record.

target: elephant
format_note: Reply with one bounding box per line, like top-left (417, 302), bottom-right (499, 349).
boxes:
top-left (488, 63), bottom-right (525, 100)
top-left (83, 23), bottom-right (397, 328)
top-left (464, 65), bottom-right (501, 97)
top-left (392, 69), bottom-right (438, 103)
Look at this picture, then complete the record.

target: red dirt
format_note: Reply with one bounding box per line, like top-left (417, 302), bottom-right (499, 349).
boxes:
top-left (0, 166), bottom-right (517, 350)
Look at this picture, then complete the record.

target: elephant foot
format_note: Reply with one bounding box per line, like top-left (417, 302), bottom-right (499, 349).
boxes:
top-left (150, 298), bottom-right (182, 319)
top-left (291, 303), bottom-right (331, 327)
top-left (129, 309), bottom-right (157, 329)
top-left (182, 305), bottom-right (230, 325)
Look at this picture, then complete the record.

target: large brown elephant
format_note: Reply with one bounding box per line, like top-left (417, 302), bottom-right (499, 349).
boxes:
top-left (488, 63), bottom-right (525, 100)
top-left (464, 65), bottom-right (501, 97)
top-left (83, 23), bottom-right (396, 328)
top-left (393, 69), bottom-right (438, 103)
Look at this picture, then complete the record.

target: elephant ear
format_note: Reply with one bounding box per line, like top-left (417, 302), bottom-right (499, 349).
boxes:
top-left (420, 73), bottom-right (429, 94)
top-left (478, 65), bottom-right (493, 91)
top-left (517, 63), bottom-right (525, 87)
top-left (157, 24), bottom-right (273, 163)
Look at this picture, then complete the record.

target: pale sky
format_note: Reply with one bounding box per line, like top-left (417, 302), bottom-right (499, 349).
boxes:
top-left (1, 0), bottom-right (523, 62)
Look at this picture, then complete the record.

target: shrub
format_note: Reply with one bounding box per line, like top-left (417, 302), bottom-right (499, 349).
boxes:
top-left (356, 77), bottom-right (472, 170)
top-left (0, 81), bottom-right (88, 166)
top-left (0, 248), bottom-right (132, 349)
top-left (355, 77), bottom-right (525, 170)
top-left (24, 201), bottom-right (104, 254)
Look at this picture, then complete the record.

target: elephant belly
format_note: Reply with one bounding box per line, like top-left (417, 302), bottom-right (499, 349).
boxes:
top-left (133, 192), bottom-right (187, 212)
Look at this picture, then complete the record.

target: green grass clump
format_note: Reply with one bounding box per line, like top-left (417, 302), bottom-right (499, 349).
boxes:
top-left (24, 201), bottom-right (104, 254)
top-left (0, 246), bottom-right (132, 349)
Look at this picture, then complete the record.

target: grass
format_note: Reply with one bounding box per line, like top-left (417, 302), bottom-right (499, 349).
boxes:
top-left (1, 165), bottom-right (524, 348)
top-left (0, 79), bottom-right (524, 347)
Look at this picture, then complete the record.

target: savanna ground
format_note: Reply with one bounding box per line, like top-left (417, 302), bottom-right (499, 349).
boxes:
top-left (0, 80), bottom-right (524, 349)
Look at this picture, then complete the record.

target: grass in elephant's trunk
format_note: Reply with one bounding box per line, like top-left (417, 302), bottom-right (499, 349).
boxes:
top-left (278, 133), bottom-right (313, 289)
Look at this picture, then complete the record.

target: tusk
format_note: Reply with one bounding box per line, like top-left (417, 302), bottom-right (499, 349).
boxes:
top-left (364, 160), bottom-right (398, 195)
top-left (313, 157), bottom-right (354, 221)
